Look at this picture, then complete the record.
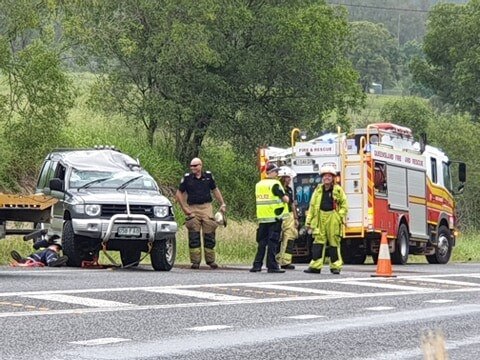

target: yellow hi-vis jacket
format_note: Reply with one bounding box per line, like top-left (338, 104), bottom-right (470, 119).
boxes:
top-left (305, 184), bottom-right (348, 235)
top-left (255, 179), bottom-right (288, 223)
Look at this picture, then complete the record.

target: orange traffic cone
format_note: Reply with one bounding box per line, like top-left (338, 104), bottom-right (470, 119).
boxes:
top-left (371, 231), bottom-right (396, 277)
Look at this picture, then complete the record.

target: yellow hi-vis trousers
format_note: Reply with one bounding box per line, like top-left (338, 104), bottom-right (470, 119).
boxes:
top-left (308, 210), bottom-right (343, 271)
top-left (276, 213), bottom-right (298, 266)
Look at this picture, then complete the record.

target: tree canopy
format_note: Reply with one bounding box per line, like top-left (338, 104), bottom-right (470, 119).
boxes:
top-left (0, 0), bottom-right (74, 179)
top-left (411, 0), bottom-right (480, 118)
top-left (62, 0), bottom-right (364, 163)
top-left (347, 21), bottom-right (401, 92)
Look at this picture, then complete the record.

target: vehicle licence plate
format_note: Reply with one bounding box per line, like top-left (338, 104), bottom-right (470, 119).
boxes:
top-left (117, 226), bottom-right (141, 237)
top-left (294, 158), bottom-right (313, 166)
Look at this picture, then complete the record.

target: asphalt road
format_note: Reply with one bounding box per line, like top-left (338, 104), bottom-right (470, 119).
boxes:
top-left (1, 262), bottom-right (480, 360)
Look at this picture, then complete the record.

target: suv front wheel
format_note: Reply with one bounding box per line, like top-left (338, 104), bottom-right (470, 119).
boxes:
top-left (151, 237), bottom-right (176, 271)
top-left (62, 220), bottom-right (84, 267)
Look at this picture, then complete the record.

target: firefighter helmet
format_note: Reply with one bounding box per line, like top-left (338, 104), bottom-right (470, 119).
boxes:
top-left (277, 166), bottom-right (297, 178)
top-left (319, 165), bottom-right (337, 176)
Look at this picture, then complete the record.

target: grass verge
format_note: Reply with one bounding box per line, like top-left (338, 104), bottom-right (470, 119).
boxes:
top-left (0, 220), bottom-right (258, 266)
top-left (0, 223), bottom-right (478, 266)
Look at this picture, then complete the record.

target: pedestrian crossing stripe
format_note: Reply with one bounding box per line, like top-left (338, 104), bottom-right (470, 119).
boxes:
top-left (1, 273), bottom-right (480, 319)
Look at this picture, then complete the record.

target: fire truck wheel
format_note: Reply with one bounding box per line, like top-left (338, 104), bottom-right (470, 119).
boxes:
top-left (426, 225), bottom-right (452, 264)
top-left (342, 243), bottom-right (367, 264)
top-left (392, 223), bottom-right (409, 265)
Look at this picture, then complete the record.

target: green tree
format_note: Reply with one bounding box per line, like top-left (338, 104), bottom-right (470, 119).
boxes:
top-left (427, 114), bottom-right (480, 230)
top-left (0, 0), bottom-right (74, 180)
top-left (347, 21), bottom-right (401, 92)
top-left (411, 0), bottom-right (480, 118)
top-left (379, 97), bottom-right (433, 139)
top-left (62, 0), bottom-right (364, 163)
top-left (328, 0), bottom-right (431, 45)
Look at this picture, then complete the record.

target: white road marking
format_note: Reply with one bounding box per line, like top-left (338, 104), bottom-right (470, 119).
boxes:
top-left (2, 287), bottom-right (480, 319)
top-left (144, 288), bottom-right (249, 301)
top-left (365, 306), bottom-right (395, 311)
top-left (1, 273), bottom-right (480, 319)
top-left (21, 294), bottom-right (135, 308)
top-left (406, 277), bottom-right (480, 287)
top-left (2, 273), bottom-right (480, 297)
top-left (188, 325), bottom-right (232, 332)
top-left (247, 283), bottom-right (354, 296)
top-left (342, 280), bottom-right (431, 292)
top-left (69, 337), bottom-right (131, 346)
top-left (424, 299), bottom-right (454, 304)
top-left (63, 305), bottom-right (480, 359)
top-left (286, 314), bottom-right (326, 320)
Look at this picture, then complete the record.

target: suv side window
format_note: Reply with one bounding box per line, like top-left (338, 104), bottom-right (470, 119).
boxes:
top-left (54, 163), bottom-right (67, 181)
top-left (37, 160), bottom-right (59, 191)
top-left (37, 160), bottom-right (54, 191)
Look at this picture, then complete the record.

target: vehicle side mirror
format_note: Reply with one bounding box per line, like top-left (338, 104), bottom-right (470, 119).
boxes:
top-left (49, 178), bottom-right (64, 192)
top-left (459, 162), bottom-right (466, 183)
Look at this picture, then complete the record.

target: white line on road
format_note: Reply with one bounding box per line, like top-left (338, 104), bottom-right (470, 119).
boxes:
top-left (342, 280), bottom-right (432, 292)
top-left (144, 288), bottom-right (250, 301)
top-left (286, 314), bottom-right (326, 320)
top-left (2, 287), bottom-right (479, 319)
top-left (187, 325), bottom-right (233, 332)
top-left (2, 273), bottom-right (480, 297)
top-left (365, 306), bottom-right (395, 311)
top-left (406, 277), bottom-right (480, 287)
top-left (247, 283), bottom-right (355, 296)
top-left (424, 299), bottom-right (454, 304)
top-left (21, 294), bottom-right (135, 308)
top-left (62, 305), bottom-right (480, 360)
top-left (69, 338), bottom-right (131, 346)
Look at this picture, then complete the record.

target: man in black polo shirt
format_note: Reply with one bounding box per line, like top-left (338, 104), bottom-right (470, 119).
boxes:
top-left (175, 157), bottom-right (226, 269)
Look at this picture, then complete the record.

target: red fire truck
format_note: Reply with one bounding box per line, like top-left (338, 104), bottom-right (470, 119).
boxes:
top-left (259, 123), bottom-right (466, 265)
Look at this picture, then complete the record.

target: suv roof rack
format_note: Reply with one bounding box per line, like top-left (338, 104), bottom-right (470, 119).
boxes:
top-left (50, 146), bottom-right (121, 153)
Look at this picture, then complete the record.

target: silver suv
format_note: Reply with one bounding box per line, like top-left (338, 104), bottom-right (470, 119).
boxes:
top-left (36, 148), bottom-right (177, 270)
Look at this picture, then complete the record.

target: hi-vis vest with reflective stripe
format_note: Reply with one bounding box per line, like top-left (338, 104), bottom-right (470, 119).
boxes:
top-left (255, 179), bottom-right (289, 223)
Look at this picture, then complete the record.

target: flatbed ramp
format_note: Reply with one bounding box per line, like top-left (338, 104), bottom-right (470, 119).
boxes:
top-left (0, 194), bottom-right (57, 237)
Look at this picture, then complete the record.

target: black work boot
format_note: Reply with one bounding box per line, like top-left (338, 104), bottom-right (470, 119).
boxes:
top-left (330, 269), bottom-right (341, 275)
top-left (207, 262), bottom-right (219, 270)
top-left (48, 256), bottom-right (68, 267)
top-left (304, 267), bottom-right (321, 274)
top-left (281, 264), bottom-right (295, 270)
top-left (10, 250), bottom-right (26, 263)
top-left (267, 268), bottom-right (286, 273)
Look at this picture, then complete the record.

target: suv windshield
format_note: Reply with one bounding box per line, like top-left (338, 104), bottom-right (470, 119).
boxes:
top-left (70, 170), bottom-right (157, 191)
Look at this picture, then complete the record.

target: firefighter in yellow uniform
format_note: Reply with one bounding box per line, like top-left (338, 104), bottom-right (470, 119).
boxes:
top-left (304, 165), bottom-right (348, 274)
top-left (250, 163), bottom-right (289, 273)
top-left (276, 166), bottom-right (299, 270)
